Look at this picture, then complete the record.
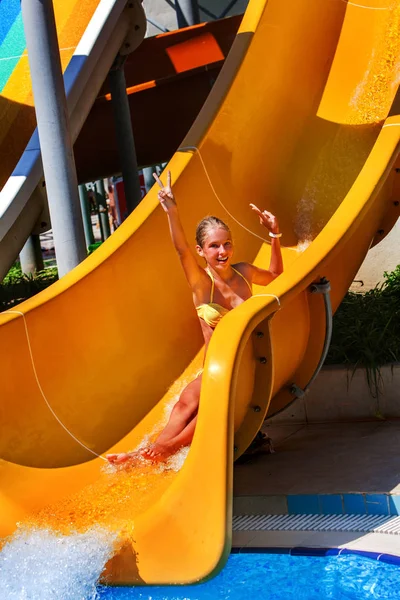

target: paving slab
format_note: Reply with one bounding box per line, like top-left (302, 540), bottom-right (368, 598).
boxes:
top-left (234, 422), bottom-right (400, 497)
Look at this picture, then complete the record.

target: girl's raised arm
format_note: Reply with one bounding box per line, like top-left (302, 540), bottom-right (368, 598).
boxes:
top-left (246, 204), bottom-right (284, 285)
top-left (154, 171), bottom-right (203, 289)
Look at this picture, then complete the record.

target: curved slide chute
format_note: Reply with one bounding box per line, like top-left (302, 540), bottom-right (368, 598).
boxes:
top-left (1, 0), bottom-right (400, 586)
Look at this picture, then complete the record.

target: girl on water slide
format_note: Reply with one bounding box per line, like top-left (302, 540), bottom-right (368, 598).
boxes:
top-left (107, 171), bottom-right (283, 465)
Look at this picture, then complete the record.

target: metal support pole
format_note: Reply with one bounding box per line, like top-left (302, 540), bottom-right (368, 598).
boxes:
top-left (142, 167), bottom-right (155, 193)
top-left (112, 177), bottom-right (122, 225)
top-left (20, 235), bottom-right (44, 275)
top-left (95, 180), bottom-right (111, 240)
top-left (21, 0), bottom-right (87, 278)
top-left (89, 184), bottom-right (104, 242)
top-left (218, 0), bottom-right (241, 19)
top-left (109, 58), bottom-right (142, 214)
top-left (176, 0), bottom-right (200, 27)
top-left (78, 185), bottom-right (95, 247)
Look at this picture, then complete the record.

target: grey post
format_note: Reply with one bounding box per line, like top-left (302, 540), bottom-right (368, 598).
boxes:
top-left (109, 56), bottom-right (142, 214)
top-left (95, 180), bottom-right (111, 240)
top-left (78, 185), bottom-right (95, 247)
top-left (88, 184), bottom-right (104, 242)
top-left (142, 167), bottom-right (155, 193)
top-left (111, 177), bottom-right (122, 225)
top-left (19, 235), bottom-right (45, 275)
top-left (176, 0), bottom-right (200, 28)
top-left (21, 0), bottom-right (87, 278)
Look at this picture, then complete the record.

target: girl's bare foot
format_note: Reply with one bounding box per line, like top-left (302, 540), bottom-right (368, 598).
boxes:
top-left (140, 442), bottom-right (175, 463)
top-left (106, 451), bottom-right (138, 465)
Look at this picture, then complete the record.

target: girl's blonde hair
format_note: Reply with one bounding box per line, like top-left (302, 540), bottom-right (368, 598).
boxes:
top-left (195, 216), bottom-right (231, 247)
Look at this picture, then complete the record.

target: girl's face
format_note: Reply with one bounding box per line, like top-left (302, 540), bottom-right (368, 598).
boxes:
top-left (196, 227), bottom-right (234, 271)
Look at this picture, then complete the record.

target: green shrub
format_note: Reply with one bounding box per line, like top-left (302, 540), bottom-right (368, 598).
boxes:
top-left (0, 263), bottom-right (58, 310)
top-left (326, 265), bottom-right (400, 396)
top-left (2, 263), bottom-right (25, 286)
top-left (0, 241), bottom-right (101, 311)
top-left (88, 242), bottom-right (102, 254)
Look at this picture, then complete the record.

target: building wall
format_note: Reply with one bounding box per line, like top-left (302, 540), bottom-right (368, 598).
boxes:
top-left (143, 0), bottom-right (249, 37)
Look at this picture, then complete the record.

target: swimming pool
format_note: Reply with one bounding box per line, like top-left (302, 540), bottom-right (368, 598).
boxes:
top-left (97, 550), bottom-right (400, 599)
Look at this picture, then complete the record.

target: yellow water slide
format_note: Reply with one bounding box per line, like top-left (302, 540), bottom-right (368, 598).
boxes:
top-left (1, 0), bottom-right (400, 586)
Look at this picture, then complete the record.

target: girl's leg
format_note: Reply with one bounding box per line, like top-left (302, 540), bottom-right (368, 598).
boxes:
top-left (141, 375), bottom-right (201, 460)
top-left (144, 415), bottom-right (198, 461)
top-left (107, 375), bottom-right (202, 465)
top-left (153, 376), bottom-right (201, 445)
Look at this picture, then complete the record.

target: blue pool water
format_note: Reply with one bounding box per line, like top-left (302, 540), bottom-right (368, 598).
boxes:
top-left (97, 552), bottom-right (400, 600)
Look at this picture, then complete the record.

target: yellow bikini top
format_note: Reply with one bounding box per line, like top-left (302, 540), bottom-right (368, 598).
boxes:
top-left (196, 267), bottom-right (252, 328)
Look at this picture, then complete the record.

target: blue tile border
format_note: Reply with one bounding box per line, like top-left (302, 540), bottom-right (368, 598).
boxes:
top-left (290, 546), bottom-right (339, 556)
top-left (340, 548), bottom-right (378, 560)
top-left (319, 494), bottom-right (343, 515)
top-left (233, 547), bottom-right (400, 565)
top-left (283, 493), bottom-right (400, 516)
top-left (234, 493), bottom-right (400, 515)
top-left (287, 495), bottom-right (320, 514)
top-left (365, 494), bottom-right (389, 516)
top-left (379, 554), bottom-right (400, 566)
top-left (343, 494), bottom-right (366, 515)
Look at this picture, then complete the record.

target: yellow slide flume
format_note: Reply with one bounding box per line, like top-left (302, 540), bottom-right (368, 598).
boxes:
top-left (1, 0), bottom-right (400, 585)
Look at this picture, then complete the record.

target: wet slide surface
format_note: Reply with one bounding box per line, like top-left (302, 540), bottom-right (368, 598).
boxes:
top-left (1, 0), bottom-right (400, 587)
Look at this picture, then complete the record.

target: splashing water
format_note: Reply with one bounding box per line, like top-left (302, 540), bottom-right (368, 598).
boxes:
top-left (295, 0), bottom-right (400, 248)
top-left (349, 0), bottom-right (400, 126)
top-left (27, 373), bottom-right (194, 536)
top-left (0, 372), bottom-right (194, 598)
top-left (0, 527), bottom-right (117, 600)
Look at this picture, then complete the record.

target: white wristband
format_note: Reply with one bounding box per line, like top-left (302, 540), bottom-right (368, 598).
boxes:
top-left (269, 231), bottom-right (282, 238)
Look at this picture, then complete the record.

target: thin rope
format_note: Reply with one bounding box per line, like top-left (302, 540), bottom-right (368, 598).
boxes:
top-left (178, 145), bottom-right (282, 308)
top-left (4, 310), bottom-right (107, 461)
top-left (328, 0), bottom-right (389, 9)
top-left (255, 293), bottom-right (281, 307)
top-left (179, 145), bottom-right (272, 245)
top-left (341, 1), bottom-right (389, 10)
top-left (3, 147), bottom-right (281, 460)
top-left (178, 144), bottom-right (298, 254)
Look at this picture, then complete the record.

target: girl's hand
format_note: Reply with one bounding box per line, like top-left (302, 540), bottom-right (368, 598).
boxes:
top-left (250, 204), bottom-right (280, 234)
top-left (154, 171), bottom-right (176, 213)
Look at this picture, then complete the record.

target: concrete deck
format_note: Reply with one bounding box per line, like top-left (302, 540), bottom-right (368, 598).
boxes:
top-left (234, 421), bottom-right (400, 497)
top-left (232, 421), bottom-right (400, 554)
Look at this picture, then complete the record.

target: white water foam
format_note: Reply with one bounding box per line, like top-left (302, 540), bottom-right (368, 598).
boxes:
top-left (0, 526), bottom-right (117, 600)
top-left (0, 380), bottom-right (192, 600)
